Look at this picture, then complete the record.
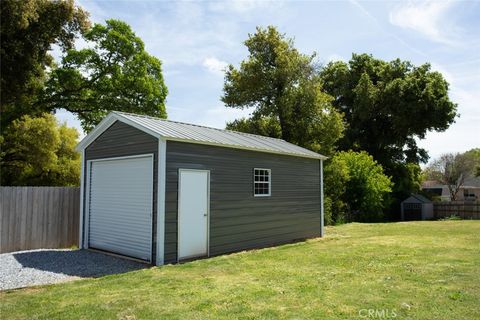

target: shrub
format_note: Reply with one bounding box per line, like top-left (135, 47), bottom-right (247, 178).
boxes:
top-left (324, 151), bottom-right (393, 223)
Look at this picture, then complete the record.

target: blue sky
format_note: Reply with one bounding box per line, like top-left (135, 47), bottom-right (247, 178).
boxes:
top-left (57, 0), bottom-right (480, 162)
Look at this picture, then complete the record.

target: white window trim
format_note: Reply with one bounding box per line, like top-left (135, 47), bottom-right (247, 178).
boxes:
top-left (253, 168), bottom-right (271, 197)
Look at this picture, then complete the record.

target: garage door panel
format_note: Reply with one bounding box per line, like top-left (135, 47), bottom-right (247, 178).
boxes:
top-left (89, 223), bottom-right (152, 235)
top-left (88, 156), bottom-right (153, 261)
top-left (89, 225), bottom-right (152, 239)
top-left (89, 214), bottom-right (151, 224)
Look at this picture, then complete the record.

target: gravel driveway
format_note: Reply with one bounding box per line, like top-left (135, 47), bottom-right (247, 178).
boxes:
top-left (0, 249), bottom-right (148, 290)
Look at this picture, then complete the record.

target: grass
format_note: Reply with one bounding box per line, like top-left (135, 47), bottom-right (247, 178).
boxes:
top-left (1, 221), bottom-right (479, 319)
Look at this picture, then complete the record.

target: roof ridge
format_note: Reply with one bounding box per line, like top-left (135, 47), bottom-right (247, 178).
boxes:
top-left (113, 111), bottom-right (288, 143)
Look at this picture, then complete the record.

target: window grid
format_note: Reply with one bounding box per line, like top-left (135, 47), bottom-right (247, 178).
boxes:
top-left (254, 168), bottom-right (271, 197)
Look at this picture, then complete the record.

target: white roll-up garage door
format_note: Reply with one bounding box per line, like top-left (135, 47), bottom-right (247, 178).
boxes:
top-left (87, 155), bottom-right (153, 261)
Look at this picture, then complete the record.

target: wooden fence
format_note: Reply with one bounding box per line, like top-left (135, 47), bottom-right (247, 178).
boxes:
top-left (0, 187), bottom-right (80, 254)
top-left (434, 202), bottom-right (480, 220)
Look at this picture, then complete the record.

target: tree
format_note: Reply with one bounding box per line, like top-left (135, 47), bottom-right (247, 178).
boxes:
top-left (39, 19), bottom-right (168, 132)
top-left (0, 114), bottom-right (80, 186)
top-left (222, 26), bottom-right (344, 156)
top-left (226, 117), bottom-right (281, 138)
top-left (324, 155), bottom-right (349, 224)
top-left (464, 148), bottom-right (480, 177)
top-left (0, 0), bottom-right (89, 130)
top-left (324, 151), bottom-right (393, 222)
top-left (320, 54), bottom-right (457, 212)
top-left (320, 54), bottom-right (457, 165)
top-left (427, 152), bottom-right (477, 200)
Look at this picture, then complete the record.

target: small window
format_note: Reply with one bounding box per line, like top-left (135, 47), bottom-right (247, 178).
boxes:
top-left (254, 168), bottom-right (271, 197)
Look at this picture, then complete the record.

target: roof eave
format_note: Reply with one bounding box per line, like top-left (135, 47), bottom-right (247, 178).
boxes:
top-left (163, 136), bottom-right (327, 160)
top-left (76, 112), bottom-right (327, 160)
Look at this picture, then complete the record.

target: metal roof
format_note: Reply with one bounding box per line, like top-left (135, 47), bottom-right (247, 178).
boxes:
top-left (115, 112), bottom-right (326, 159)
top-left (77, 111), bottom-right (326, 160)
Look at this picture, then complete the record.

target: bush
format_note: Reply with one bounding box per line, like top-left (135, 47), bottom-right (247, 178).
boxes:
top-left (0, 114), bottom-right (80, 186)
top-left (324, 196), bottom-right (333, 226)
top-left (324, 151), bottom-right (393, 223)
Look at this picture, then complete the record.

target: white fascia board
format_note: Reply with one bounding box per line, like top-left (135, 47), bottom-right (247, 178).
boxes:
top-left (75, 113), bottom-right (116, 151)
top-left (75, 113), bottom-right (160, 152)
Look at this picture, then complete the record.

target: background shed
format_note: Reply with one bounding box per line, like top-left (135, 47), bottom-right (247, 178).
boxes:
top-left (401, 194), bottom-right (433, 221)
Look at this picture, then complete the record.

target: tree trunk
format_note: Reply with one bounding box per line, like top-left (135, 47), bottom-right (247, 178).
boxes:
top-left (449, 185), bottom-right (459, 201)
top-left (278, 111), bottom-right (292, 142)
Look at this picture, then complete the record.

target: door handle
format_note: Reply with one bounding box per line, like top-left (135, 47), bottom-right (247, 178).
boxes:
top-left (204, 213), bottom-right (208, 217)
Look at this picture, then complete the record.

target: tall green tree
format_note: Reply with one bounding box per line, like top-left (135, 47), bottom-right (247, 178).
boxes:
top-left (39, 19), bottom-right (168, 132)
top-left (0, 0), bottom-right (89, 129)
top-left (324, 151), bottom-right (393, 223)
top-left (0, 114), bottom-right (80, 186)
top-left (320, 54), bottom-right (457, 165)
top-left (222, 26), bottom-right (344, 156)
top-left (320, 54), bottom-right (457, 213)
top-left (1, 3), bottom-right (168, 186)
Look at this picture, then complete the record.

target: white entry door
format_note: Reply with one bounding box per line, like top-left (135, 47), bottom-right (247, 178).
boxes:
top-left (178, 169), bottom-right (209, 260)
top-left (87, 155), bottom-right (153, 261)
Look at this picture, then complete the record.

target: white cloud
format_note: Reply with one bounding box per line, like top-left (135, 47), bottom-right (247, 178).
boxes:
top-left (131, 3), bottom-right (241, 68)
top-left (325, 54), bottom-right (346, 63)
top-left (76, 0), bottom-right (110, 22)
top-left (417, 61), bottom-right (480, 163)
top-left (389, 0), bottom-right (459, 45)
top-left (430, 63), bottom-right (455, 85)
top-left (199, 106), bottom-right (253, 129)
top-left (168, 105), bottom-right (253, 129)
top-left (209, 0), bottom-right (280, 13)
top-left (349, 0), bottom-right (427, 57)
top-left (203, 57), bottom-right (228, 75)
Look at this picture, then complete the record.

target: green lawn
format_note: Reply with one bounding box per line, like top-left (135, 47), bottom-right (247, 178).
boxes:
top-left (2, 221), bottom-right (479, 319)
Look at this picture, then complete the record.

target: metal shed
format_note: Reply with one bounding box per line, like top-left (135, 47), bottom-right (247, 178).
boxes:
top-left (401, 194), bottom-right (434, 221)
top-left (76, 112), bottom-right (326, 265)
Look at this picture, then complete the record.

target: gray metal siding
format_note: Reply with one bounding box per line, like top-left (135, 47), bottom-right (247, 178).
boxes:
top-left (165, 141), bottom-right (321, 264)
top-left (84, 121), bottom-right (158, 262)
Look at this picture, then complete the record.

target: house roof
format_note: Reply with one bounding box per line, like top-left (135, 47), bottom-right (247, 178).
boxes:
top-left (422, 180), bottom-right (442, 188)
top-left (463, 176), bottom-right (480, 188)
top-left (422, 177), bottom-right (480, 189)
top-left (76, 111), bottom-right (327, 160)
top-left (402, 194), bottom-right (432, 204)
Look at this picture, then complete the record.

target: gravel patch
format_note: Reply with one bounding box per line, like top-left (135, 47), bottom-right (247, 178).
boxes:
top-left (0, 249), bottom-right (148, 290)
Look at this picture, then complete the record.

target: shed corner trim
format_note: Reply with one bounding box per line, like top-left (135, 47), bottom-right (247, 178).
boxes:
top-left (156, 138), bottom-right (167, 265)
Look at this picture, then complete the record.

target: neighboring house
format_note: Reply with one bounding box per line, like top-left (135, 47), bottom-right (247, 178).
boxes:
top-left (76, 111), bottom-right (326, 266)
top-left (422, 177), bottom-right (480, 202)
top-left (401, 194), bottom-right (434, 221)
